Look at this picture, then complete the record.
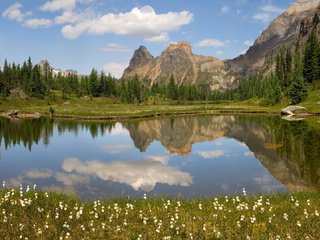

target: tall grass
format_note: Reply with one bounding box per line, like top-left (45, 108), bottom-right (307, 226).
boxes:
top-left (0, 184), bottom-right (319, 239)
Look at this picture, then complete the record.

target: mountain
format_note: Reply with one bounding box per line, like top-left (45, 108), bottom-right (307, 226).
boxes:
top-left (123, 0), bottom-right (320, 88)
top-left (123, 41), bottom-right (236, 91)
top-left (228, 0), bottom-right (320, 77)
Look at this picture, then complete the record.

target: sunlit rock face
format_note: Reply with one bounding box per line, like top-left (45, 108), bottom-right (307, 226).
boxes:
top-left (124, 0), bottom-right (320, 87)
top-left (123, 41), bottom-right (236, 91)
top-left (228, 0), bottom-right (320, 77)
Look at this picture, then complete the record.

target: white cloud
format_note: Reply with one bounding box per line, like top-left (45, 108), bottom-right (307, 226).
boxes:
top-left (110, 123), bottom-right (130, 136)
top-left (40, 0), bottom-right (77, 12)
top-left (2, 3), bottom-right (30, 22)
top-left (62, 157), bottom-right (192, 192)
top-left (221, 5), bottom-right (230, 14)
top-left (100, 144), bottom-right (133, 154)
top-left (103, 62), bottom-right (128, 78)
top-left (253, 4), bottom-right (285, 23)
top-left (24, 18), bottom-right (53, 28)
top-left (244, 40), bottom-right (254, 47)
top-left (197, 150), bottom-right (225, 159)
top-left (145, 32), bottom-right (169, 42)
top-left (60, 5), bottom-right (193, 40)
top-left (101, 43), bottom-right (131, 53)
top-left (196, 38), bottom-right (227, 48)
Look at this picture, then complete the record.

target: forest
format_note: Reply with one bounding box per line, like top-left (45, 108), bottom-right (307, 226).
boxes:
top-left (0, 30), bottom-right (319, 105)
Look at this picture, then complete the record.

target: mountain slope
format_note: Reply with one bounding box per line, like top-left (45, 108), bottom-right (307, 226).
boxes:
top-left (228, 0), bottom-right (320, 77)
top-left (123, 41), bottom-right (236, 91)
top-left (123, 0), bottom-right (320, 88)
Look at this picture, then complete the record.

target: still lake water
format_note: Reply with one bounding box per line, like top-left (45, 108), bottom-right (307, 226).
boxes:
top-left (0, 115), bottom-right (319, 200)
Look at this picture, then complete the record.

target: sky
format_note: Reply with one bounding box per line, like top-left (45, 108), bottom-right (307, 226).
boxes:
top-left (0, 0), bottom-right (295, 78)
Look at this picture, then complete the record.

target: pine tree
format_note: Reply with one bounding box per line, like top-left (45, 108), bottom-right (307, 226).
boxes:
top-left (304, 30), bottom-right (320, 84)
top-left (289, 52), bottom-right (307, 104)
top-left (89, 69), bottom-right (100, 97)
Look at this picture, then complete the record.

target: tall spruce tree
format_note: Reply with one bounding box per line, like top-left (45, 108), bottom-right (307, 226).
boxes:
top-left (289, 52), bottom-right (307, 104)
top-left (304, 30), bottom-right (320, 84)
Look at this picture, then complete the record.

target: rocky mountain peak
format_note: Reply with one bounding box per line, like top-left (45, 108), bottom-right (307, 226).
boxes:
top-left (123, 46), bottom-right (153, 76)
top-left (287, 0), bottom-right (320, 14)
top-left (165, 41), bottom-right (192, 55)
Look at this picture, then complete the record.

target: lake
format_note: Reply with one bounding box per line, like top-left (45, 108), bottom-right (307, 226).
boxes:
top-left (0, 114), bottom-right (319, 200)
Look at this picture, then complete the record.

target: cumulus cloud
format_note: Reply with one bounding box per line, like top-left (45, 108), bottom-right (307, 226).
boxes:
top-left (24, 18), bottom-right (53, 28)
top-left (100, 144), bottom-right (133, 154)
top-left (197, 150), bottom-right (225, 159)
top-left (60, 5), bottom-right (193, 40)
top-left (62, 157), bottom-right (192, 192)
top-left (196, 38), bottom-right (227, 48)
top-left (2, 3), bottom-right (31, 22)
top-left (103, 62), bottom-right (128, 78)
top-left (253, 4), bottom-right (285, 23)
top-left (101, 43), bottom-right (131, 53)
top-left (40, 0), bottom-right (77, 12)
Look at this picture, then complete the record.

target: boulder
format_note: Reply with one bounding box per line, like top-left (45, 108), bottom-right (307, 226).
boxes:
top-left (281, 105), bottom-right (306, 116)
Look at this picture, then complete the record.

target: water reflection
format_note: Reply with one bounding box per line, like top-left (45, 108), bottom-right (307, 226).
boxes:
top-left (0, 115), bottom-right (319, 199)
top-left (62, 156), bottom-right (192, 192)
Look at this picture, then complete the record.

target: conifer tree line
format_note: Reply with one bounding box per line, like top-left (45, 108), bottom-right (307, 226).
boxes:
top-left (229, 29), bottom-right (320, 105)
top-left (0, 30), bottom-right (319, 104)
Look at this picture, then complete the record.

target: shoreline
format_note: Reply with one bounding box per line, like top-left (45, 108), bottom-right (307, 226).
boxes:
top-left (0, 109), bottom-right (280, 121)
top-left (1, 108), bottom-right (319, 121)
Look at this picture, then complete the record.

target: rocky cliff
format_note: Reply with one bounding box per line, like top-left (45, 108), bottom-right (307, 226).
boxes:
top-left (228, 0), bottom-right (320, 77)
top-left (123, 41), bottom-right (236, 91)
top-left (123, 0), bottom-right (320, 87)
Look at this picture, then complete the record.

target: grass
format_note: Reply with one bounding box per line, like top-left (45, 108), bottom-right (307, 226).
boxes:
top-left (0, 185), bottom-right (319, 239)
top-left (0, 89), bottom-right (319, 119)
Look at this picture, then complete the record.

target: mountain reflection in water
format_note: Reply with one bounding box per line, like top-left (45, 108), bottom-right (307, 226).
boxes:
top-left (0, 115), bottom-right (319, 199)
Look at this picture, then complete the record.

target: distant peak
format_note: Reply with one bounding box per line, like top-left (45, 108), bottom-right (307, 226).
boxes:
top-left (166, 41), bottom-right (192, 55)
top-left (287, 0), bottom-right (320, 14)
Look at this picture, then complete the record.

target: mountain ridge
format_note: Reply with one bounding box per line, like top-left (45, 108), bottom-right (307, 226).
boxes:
top-left (123, 0), bottom-right (320, 89)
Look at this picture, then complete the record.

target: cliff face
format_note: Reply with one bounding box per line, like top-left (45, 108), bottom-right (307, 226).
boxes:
top-left (123, 0), bottom-right (320, 87)
top-left (228, 0), bottom-right (320, 77)
top-left (123, 41), bottom-right (236, 91)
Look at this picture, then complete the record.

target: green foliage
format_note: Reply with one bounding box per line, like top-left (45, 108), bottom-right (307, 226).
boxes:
top-left (289, 52), bottom-right (307, 104)
top-left (304, 30), bottom-right (320, 84)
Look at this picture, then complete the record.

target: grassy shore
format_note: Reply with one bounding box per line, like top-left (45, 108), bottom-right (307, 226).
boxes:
top-left (0, 89), bottom-right (319, 120)
top-left (0, 186), bottom-right (319, 239)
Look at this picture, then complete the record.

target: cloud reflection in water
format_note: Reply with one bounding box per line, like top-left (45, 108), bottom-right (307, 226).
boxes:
top-left (62, 156), bottom-right (193, 192)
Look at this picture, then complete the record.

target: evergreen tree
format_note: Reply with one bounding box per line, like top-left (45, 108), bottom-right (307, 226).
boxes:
top-left (167, 74), bottom-right (178, 100)
top-left (289, 52), bottom-right (307, 104)
top-left (88, 69), bottom-right (100, 97)
top-left (304, 30), bottom-right (320, 84)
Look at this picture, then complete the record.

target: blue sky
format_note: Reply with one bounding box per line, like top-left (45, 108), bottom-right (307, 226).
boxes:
top-left (1, 0), bottom-right (294, 77)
